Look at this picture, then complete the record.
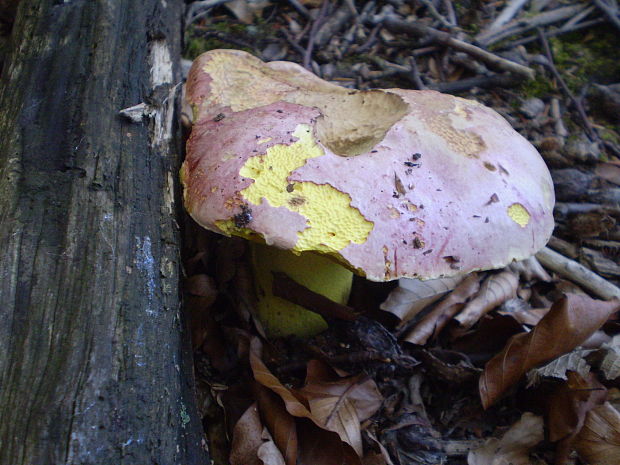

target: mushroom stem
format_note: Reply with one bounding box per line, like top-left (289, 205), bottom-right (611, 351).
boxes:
top-left (251, 243), bottom-right (354, 337)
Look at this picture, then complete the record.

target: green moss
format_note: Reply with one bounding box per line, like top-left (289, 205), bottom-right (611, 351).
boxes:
top-left (550, 28), bottom-right (620, 92)
top-left (183, 23), bottom-right (255, 60)
top-left (519, 77), bottom-right (555, 99)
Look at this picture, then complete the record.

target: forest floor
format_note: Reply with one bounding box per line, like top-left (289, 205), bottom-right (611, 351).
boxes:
top-left (180, 1), bottom-right (620, 464)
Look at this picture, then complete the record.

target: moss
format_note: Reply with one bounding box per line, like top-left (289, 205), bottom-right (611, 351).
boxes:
top-left (519, 77), bottom-right (556, 99)
top-left (549, 27), bottom-right (620, 92)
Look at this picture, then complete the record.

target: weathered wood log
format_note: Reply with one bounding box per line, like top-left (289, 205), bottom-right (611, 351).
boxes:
top-left (0, 1), bottom-right (209, 464)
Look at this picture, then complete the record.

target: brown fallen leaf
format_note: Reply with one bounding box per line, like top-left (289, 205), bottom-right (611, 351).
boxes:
top-left (297, 419), bottom-right (362, 465)
top-left (297, 360), bottom-right (383, 455)
top-left (249, 338), bottom-right (362, 465)
top-left (548, 372), bottom-right (607, 465)
top-left (479, 294), bottom-right (620, 409)
top-left (404, 273), bottom-right (481, 345)
top-left (380, 276), bottom-right (463, 324)
top-left (230, 403), bottom-right (265, 465)
top-left (257, 429), bottom-right (287, 465)
top-left (455, 271), bottom-right (519, 329)
top-left (230, 401), bottom-right (287, 465)
top-left (253, 383), bottom-right (298, 465)
top-left (467, 412), bottom-right (544, 465)
top-left (574, 402), bottom-right (620, 465)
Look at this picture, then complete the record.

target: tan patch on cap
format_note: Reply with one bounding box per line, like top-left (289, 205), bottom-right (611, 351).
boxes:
top-left (201, 51), bottom-right (409, 157)
top-left (427, 114), bottom-right (485, 158)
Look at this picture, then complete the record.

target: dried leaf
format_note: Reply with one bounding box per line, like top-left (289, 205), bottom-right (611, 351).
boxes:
top-left (467, 412), bottom-right (544, 465)
top-left (480, 294), bottom-right (620, 409)
top-left (297, 419), bottom-right (362, 465)
top-left (297, 360), bottom-right (383, 455)
top-left (549, 372), bottom-right (606, 441)
top-left (249, 338), bottom-right (361, 464)
top-left (574, 402), bottom-right (620, 465)
top-left (230, 403), bottom-right (266, 465)
top-left (253, 383), bottom-right (298, 465)
top-left (364, 431), bottom-right (396, 465)
top-left (601, 336), bottom-right (620, 380)
top-left (380, 276), bottom-right (463, 323)
top-left (527, 350), bottom-right (593, 386)
top-left (185, 273), bottom-right (218, 300)
top-left (257, 431), bottom-right (287, 465)
top-left (548, 372), bottom-right (607, 465)
top-left (455, 271), bottom-right (519, 329)
top-left (404, 273), bottom-right (481, 345)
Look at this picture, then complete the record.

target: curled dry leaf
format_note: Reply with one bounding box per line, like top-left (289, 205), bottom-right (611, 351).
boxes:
top-left (380, 276), bottom-right (463, 324)
top-left (574, 402), bottom-right (620, 465)
top-left (455, 271), bottom-right (519, 329)
top-left (480, 294), bottom-right (620, 409)
top-left (404, 273), bottom-right (480, 345)
top-left (467, 412), bottom-right (544, 465)
top-left (527, 350), bottom-right (594, 386)
top-left (297, 360), bottom-right (383, 455)
top-left (601, 336), bottom-right (620, 380)
top-left (548, 372), bottom-right (607, 443)
top-left (257, 429), bottom-right (287, 465)
top-left (548, 372), bottom-right (607, 465)
top-left (230, 403), bottom-right (270, 465)
top-left (249, 337), bottom-right (362, 465)
top-left (253, 383), bottom-right (298, 465)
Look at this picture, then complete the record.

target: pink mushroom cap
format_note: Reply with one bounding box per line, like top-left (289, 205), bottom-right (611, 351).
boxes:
top-left (182, 49), bottom-right (555, 282)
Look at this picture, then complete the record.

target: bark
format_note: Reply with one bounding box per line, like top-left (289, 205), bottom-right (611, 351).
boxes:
top-left (0, 1), bottom-right (209, 464)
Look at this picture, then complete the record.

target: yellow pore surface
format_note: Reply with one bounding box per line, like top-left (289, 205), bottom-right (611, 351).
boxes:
top-left (239, 124), bottom-right (373, 253)
top-left (508, 203), bottom-right (531, 227)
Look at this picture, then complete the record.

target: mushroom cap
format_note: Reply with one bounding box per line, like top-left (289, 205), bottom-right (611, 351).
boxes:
top-left (182, 49), bottom-right (555, 282)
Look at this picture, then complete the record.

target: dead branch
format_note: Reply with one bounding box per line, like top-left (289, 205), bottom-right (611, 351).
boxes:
top-left (475, 0), bottom-right (529, 43)
top-left (377, 15), bottom-right (535, 80)
top-left (477, 4), bottom-right (588, 47)
top-left (536, 247), bottom-right (620, 300)
top-left (593, 0), bottom-right (620, 31)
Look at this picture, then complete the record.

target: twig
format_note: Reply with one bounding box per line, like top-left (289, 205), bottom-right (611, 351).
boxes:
top-left (355, 23), bottom-right (381, 53)
top-left (430, 73), bottom-right (521, 93)
top-left (476, 4), bottom-right (587, 47)
top-left (442, 0), bottom-right (457, 27)
top-left (408, 56), bottom-right (427, 90)
top-left (271, 272), bottom-right (358, 321)
top-left (303, 0), bottom-right (330, 70)
top-left (537, 29), bottom-right (598, 142)
top-left (378, 15), bottom-right (535, 80)
top-left (593, 0), bottom-right (620, 31)
top-left (550, 98), bottom-right (568, 138)
top-left (505, 18), bottom-right (606, 49)
top-left (536, 247), bottom-right (620, 300)
top-left (560, 5), bottom-right (597, 31)
top-left (315, 2), bottom-right (356, 47)
top-left (419, 0), bottom-right (454, 29)
top-left (287, 0), bottom-right (311, 19)
top-left (280, 28), bottom-right (308, 58)
top-left (185, 0), bottom-right (235, 26)
top-left (476, 0), bottom-right (529, 43)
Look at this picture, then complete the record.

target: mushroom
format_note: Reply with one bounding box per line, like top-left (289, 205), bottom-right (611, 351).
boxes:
top-left (181, 49), bottom-right (555, 336)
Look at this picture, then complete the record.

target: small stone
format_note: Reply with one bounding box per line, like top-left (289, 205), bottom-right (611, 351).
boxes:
top-left (520, 98), bottom-right (545, 119)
